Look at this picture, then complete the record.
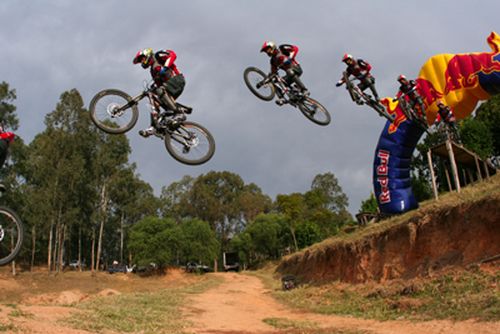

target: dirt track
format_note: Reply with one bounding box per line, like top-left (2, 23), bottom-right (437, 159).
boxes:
top-left (0, 270), bottom-right (498, 334)
top-left (184, 272), bottom-right (500, 334)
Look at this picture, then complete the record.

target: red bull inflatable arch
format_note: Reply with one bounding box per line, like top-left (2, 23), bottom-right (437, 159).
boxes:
top-left (373, 31), bottom-right (500, 214)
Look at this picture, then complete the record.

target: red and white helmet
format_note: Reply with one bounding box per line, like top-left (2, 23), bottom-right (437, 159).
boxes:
top-left (342, 53), bottom-right (353, 63)
top-left (133, 48), bottom-right (154, 68)
top-left (397, 74), bottom-right (407, 82)
top-left (260, 41), bottom-right (276, 53)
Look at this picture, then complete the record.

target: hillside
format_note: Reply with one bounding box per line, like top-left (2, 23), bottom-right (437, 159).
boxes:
top-left (276, 173), bottom-right (500, 284)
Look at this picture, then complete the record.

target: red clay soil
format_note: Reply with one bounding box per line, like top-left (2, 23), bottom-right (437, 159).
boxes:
top-left (277, 196), bottom-right (500, 283)
top-left (184, 272), bottom-right (500, 334)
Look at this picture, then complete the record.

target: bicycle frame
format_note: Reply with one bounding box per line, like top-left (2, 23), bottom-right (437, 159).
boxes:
top-left (267, 74), bottom-right (302, 105)
top-left (343, 71), bottom-right (370, 104)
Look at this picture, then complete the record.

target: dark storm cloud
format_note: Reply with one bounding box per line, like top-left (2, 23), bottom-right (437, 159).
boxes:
top-left (1, 0), bottom-right (498, 213)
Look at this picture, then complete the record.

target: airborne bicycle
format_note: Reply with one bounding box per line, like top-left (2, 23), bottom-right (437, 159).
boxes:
top-left (0, 188), bottom-right (24, 266)
top-left (392, 91), bottom-right (429, 131)
top-left (89, 82), bottom-right (215, 166)
top-left (243, 66), bottom-right (331, 126)
top-left (341, 71), bottom-right (394, 122)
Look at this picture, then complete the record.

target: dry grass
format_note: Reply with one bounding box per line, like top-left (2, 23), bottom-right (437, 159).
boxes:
top-left (256, 265), bottom-right (499, 322)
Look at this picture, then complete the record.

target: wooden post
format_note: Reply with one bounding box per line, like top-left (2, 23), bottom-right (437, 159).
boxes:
top-left (462, 168), bottom-right (468, 186)
top-left (444, 162), bottom-right (453, 191)
top-left (427, 149), bottom-right (438, 199)
top-left (446, 139), bottom-right (461, 193)
top-left (483, 161), bottom-right (490, 178)
top-left (474, 156), bottom-right (483, 181)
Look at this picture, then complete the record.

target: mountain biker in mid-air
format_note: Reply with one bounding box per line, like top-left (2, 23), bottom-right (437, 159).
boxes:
top-left (260, 41), bottom-right (310, 105)
top-left (0, 125), bottom-right (15, 192)
top-left (395, 74), bottom-right (426, 120)
top-left (133, 48), bottom-right (190, 137)
top-left (336, 53), bottom-right (380, 101)
top-left (435, 100), bottom-right (460, 142)
top-left (435, 100), bottom-right (458, 128)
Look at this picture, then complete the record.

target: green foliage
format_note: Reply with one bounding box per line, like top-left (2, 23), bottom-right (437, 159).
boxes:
top-left (410, 175), bottom-right (433, 202)
top-left (161, 171), bottom-right (271, 253)
top-left (459, 117), bottom-right (494, 159)
top-left (475, 94), bottom-right (500, 158)
top-left (128, 216), bottom-right (219, 267)
top-left (160, 175), bottom-right (194, 220)
top-left (310, 172), bottom-right (349, 213)
top-left (358, 193), bottom-right (378, 214)
top-left (295, 220), bottom-right (322, 249)
top-left (0, 81), bottom-right (19, 130)
top-left (128, 217), bottom-right (179, 267)
top-left (179, 219), bottom-right (219, 264)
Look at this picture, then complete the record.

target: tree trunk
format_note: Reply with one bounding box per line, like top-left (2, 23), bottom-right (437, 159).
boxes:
top-left (78, 227), bottom-right (82, 272)
top-left (47, 221), bottom-right (54, 272)
top-left (120, 212), bottom-right (125, 264)
top-left (31, 225), bottom-right (36, 271)
top-left (91, 227), bottom-right (95, 275)
top-left (96, 183), bottom-right (108, 272)
top-left (57, 223), bottom-right (66, 273)
top-left (53, 206), bottom-right (62, 273)
top-left (290, 226), bottom-right (298, 252)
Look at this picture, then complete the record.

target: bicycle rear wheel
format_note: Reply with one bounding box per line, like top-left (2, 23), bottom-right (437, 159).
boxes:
top-left (243, 67), bottom-right (276, 101)
top-left (0, 206), bottom-right (24, 266)
top-left (298, 97), bottom-right (331, 126)
top-left (89, 89), bottom-right (139, 134)
top-left (164, 121), bottom-right (216, 165)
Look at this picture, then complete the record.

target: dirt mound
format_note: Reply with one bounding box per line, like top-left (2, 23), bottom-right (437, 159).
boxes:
top-left (25, 290), bottom-right (89, 305)
top-left (277, 179), bottom-right (500, 284)
top-left (97, 288), bottom-right (121, 297)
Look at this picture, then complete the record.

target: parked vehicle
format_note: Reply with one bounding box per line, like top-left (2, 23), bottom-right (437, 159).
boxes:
top-left (68, 260), bottom-right (86, 270)
top-left (223, 252), bottom-right (240, 272)
top-left (185, 262), bottom-right (212, 273)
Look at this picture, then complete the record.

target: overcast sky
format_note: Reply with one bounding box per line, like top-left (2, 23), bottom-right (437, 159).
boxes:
top-left (1, 1), bottom-right (498, 214)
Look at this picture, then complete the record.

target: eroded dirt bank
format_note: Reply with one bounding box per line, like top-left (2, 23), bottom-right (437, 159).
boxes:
top-left (277, 196), bottom-right (500, 283)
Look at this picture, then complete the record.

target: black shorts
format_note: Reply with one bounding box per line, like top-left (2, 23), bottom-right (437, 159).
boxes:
top-left (164, 74), bottom-right (186, 99)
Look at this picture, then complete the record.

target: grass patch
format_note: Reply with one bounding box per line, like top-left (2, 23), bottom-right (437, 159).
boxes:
top-left (65, 274), bottom-right (222, 334)
top-left (8, 309), bottom-right (34, 318)
top-left (256, 268), bottom-right (499, 321)
top-left (0, 322), bottom-right (17, 332)
top-left (263, 317), bottom-right (318, 329)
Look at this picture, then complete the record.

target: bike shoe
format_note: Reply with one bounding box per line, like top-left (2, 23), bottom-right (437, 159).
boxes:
top-left (139, 126), bottom-right (156, 138)
top-left (275, 98), bottom-right (285, 106)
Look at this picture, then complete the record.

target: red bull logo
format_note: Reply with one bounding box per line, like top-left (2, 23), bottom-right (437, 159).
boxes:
top-left (416, 78), bottom-right (443, 106)
top-left (444, 53), bottom-right (500, 93)
top-left (376, 150), bottom-right (390, 204)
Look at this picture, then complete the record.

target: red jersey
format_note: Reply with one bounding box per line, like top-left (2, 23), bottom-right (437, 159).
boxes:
top-left (150, 50), bottom-right (181, 85)
top-left (270, 44), bottom-right (300, 73)
top-left (346, 59), bottom-right (372, 79)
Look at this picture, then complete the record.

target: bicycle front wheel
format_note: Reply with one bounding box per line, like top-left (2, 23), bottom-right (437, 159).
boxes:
top-left (164, 121), bottom-right (216, 165)
top-left (89, 89), bottom-right (139, 134)
top-left (0, 206), bottom-right (24, 266)
top-left (243, 67), bottom-right (276, 101)
top-left (298, 97), bottom-right (331, 126)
